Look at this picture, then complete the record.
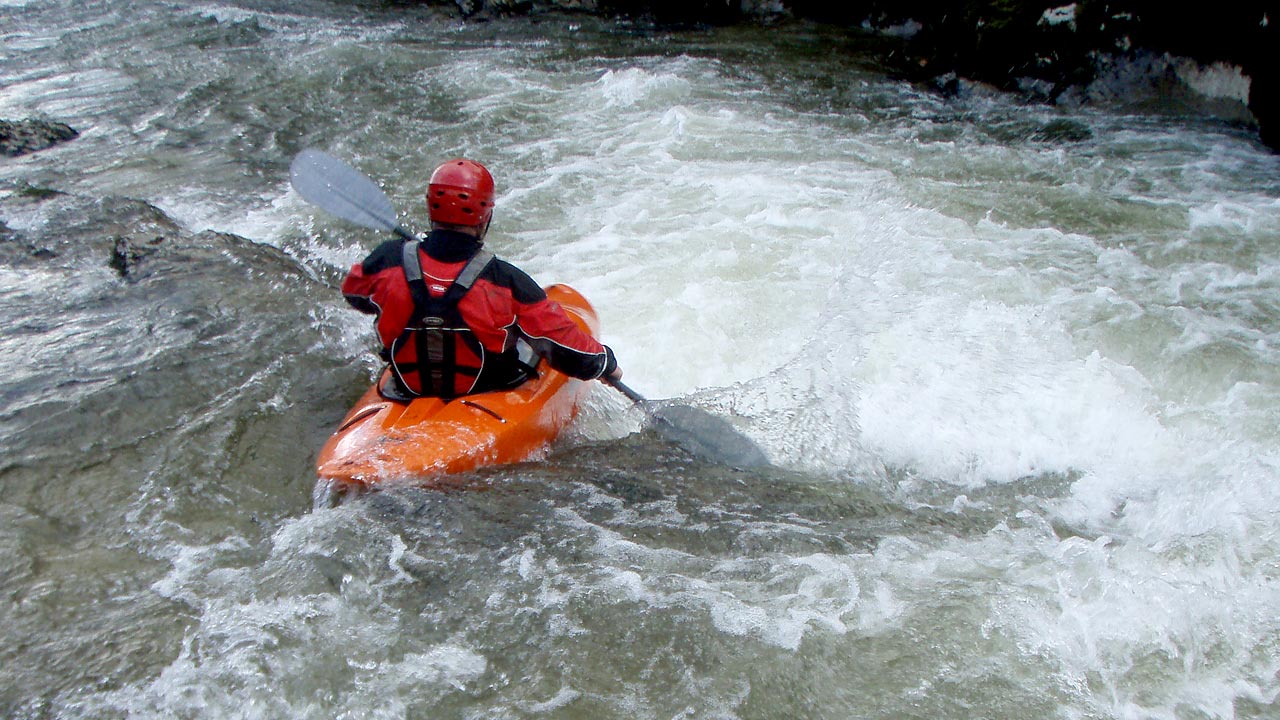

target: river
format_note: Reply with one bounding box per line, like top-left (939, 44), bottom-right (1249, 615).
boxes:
top-left (2, 1), bottom-right (1278, 718)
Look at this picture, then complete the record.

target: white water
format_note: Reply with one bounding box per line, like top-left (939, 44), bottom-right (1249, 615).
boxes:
top-left (2, 1), bottom-right (1279, 718)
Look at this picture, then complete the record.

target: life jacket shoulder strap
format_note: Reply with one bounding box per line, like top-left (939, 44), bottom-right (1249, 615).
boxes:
top-left (401, 239), bottom-right (431, 316)
top-left (451, 247), bottom-right (494, 296)
top-left (402, 240), bottom-right (493, 294)
top-left (400, 240), bottom-right (494, 322)
top-left (391, 240), bottom-right (495, 398)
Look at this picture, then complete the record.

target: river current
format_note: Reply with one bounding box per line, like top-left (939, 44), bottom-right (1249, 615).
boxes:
top-left (2, 1), bottom-right (1278, 718)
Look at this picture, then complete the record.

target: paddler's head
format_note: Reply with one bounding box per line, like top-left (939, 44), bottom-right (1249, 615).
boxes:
top-left (426, 158), bottom-right (495, 240)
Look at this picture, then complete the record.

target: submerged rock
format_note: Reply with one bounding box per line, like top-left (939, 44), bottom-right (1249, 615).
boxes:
top-left (0, 119), bottom-right (79, 157)
top-left (0, 187), bottom-right (309, 285)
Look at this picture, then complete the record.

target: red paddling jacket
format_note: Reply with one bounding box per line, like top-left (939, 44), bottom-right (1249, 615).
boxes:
top-left (341, 229), bottom-right (616, 398)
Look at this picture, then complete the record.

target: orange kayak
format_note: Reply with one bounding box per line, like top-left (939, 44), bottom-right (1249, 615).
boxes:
top-left (315, 284), bottom-right (600, 493)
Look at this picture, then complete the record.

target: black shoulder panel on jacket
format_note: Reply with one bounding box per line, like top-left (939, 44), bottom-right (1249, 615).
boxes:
top-left (344, 295), bottom-right (380, 315)
top-left (361, 239), bottom-right (408, 275)
top-left (483, 258), bottom-right (547, 304)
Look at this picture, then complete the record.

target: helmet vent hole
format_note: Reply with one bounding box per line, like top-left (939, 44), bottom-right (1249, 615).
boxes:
top-left (458, 193), bottom-right (469, 200)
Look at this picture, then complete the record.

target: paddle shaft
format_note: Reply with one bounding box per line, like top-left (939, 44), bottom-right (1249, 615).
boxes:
top-left (603, 376), bottom-right (770, 468)
top-left (603, 377), bottom-right (679, 436)
top-left (603, 376), bottom-right (645, 404)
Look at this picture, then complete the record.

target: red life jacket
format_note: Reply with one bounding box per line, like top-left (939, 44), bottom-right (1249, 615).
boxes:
top-left (387, 241), bottom-right (494, 398)
top-left (343, 232), bottom-right (612, 396)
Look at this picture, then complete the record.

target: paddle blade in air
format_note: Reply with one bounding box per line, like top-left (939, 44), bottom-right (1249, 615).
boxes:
top-left (290, 149), bottom-right (398, 232)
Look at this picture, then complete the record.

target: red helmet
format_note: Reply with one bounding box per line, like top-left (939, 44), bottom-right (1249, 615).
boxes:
top-left (426, 158), bottom-right (495, 227)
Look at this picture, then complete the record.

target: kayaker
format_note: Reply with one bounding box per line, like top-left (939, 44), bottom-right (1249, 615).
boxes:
top-left (340, 158), bottom-right (622, 399)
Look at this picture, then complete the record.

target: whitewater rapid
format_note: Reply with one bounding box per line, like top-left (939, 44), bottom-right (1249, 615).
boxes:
top-left (2, 1), bottom-right (1278, 718)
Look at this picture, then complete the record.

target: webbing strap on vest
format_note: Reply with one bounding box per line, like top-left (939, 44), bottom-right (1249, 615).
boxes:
top-left (396, 240), bottom-right (493, 397)
top-left (401, 240), bottom-right (493, 299)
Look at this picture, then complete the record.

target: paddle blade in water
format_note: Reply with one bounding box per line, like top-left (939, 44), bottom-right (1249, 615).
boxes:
top-left (604, 378), bottom-right (769, 469)
top-left (290, 149), bottom-right (399, 233)
top-left (651, 404), bottom-right (770, 469)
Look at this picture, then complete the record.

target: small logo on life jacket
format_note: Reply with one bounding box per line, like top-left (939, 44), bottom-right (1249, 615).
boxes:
top-left (429, 283), bottom-right (448, 294)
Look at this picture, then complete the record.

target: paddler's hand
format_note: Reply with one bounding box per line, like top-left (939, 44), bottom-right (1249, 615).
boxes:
top-left (602, 346), bottom-right (622, 382)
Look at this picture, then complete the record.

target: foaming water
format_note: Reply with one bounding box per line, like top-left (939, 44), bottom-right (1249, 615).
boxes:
top-left (2, 2), bottom-right (1279, 718)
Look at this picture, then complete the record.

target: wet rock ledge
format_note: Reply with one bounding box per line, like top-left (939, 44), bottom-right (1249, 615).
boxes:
top-left (0, 119), bottom-right (79, 157)
top-left (426, 0), bottom-right (1278, 151)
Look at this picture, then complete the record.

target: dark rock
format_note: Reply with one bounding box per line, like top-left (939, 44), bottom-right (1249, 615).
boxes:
top-left (594, 0), bottom-right (744, 24)
top-left (0, 119), bottom-right (79, 157)
top-left (1247, 45), bottom-right (1277, 151)
top-left (15, 181), bottom-right (66, 200)
top-left (1031, 119), bottom-right (1093, 143)
top-left (109, 235), bottom-right (168, 280)
top-left (1076, 51), bottom-right (1257, 127)
top-left (847, 1), bottom-right (1273, 150)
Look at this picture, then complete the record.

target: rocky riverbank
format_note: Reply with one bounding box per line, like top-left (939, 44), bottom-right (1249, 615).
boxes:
top-left (421, 0), bottom-right (1277, 150)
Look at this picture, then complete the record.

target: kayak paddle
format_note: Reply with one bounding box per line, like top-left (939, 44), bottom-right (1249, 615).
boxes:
top-left (605, 377), bottom-right (770, 469)
top-left (290, 149), bottom-right (416, 242)
top-left (290, 149), bottom-right (770, 469)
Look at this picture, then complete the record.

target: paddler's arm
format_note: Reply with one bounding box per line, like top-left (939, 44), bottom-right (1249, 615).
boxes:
top-left (515, 297), bottom-right (621, 381)
top-left (340, 240), bottom-right (402, 315)
top-left (489, 262), bottom-right (622, 382)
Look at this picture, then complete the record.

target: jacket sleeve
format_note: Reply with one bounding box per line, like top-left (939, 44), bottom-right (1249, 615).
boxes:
top-left (488, 259), bottom-right (617, 380)
top-left (340, 240), bottom-right (403, 315)
top-left (516, 298), bottom-right (618, 380)
top-left (341, 265), bottom-right (379, 315)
